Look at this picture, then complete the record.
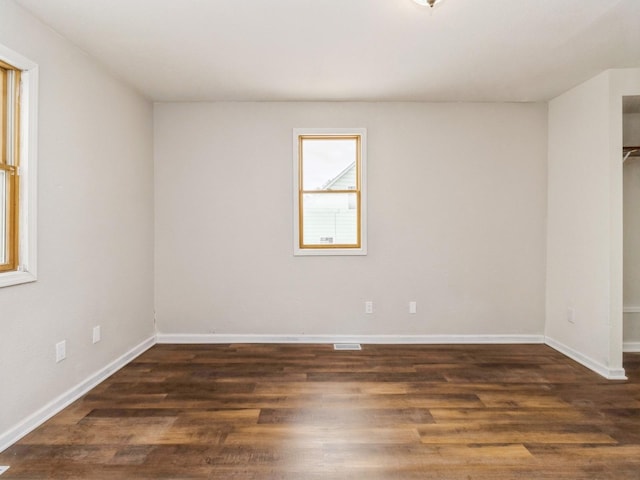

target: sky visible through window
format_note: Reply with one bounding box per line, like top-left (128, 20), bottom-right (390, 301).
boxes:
top-left (302, 138), bottom-right (356, 190)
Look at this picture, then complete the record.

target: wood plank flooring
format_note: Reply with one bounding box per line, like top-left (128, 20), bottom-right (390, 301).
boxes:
top-left (1, 344), bottom-right (640, 479)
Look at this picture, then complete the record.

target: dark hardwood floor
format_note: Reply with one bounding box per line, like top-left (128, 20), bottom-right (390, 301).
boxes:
top-left (1, 344), bottom-right (640, 479)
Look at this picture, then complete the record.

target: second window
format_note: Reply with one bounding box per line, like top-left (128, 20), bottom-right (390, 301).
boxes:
top-left (294, 129), bottom-right (367, 255)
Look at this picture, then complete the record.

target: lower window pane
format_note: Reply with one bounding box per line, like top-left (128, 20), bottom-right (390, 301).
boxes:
top-left (302, 193), bottom-right (358, 247)
top-left (0, 170), bottom-right (6, 264)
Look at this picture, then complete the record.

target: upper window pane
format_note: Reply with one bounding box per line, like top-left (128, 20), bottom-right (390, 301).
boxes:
top-left (0, 67), bottom-right (5, 164)
top-left (301, 138), bottom-right (358, 191)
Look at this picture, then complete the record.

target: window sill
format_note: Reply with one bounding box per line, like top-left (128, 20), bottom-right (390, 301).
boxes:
top-left (0, 270), bottom-right (37, 288)
top-left (294, 247), bottom-right (367, 256)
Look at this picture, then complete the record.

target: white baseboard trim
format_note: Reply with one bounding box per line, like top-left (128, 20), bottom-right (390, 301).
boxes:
top-left (0, 335), bottom-right (156, 454)
top-left (156, 333), bottom-right (545, 345)
top-left (3, 331), bottom-right (631, 454)
top-left (544, 336), bottom-right (627, 380)
top-left (624, 341), bottom-right (640, 352)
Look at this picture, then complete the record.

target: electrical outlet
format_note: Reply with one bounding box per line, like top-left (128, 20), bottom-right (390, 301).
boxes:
top-left (365, 301), bottom-right (373, 314)
top-left (92, 325), bottom-right (101, 344)
top-left (55, 340), bottom-right (66, 363)
top-left (409, 301), bottom-right (417, 314)
top-left (567, 307), bottom-right (575, 324)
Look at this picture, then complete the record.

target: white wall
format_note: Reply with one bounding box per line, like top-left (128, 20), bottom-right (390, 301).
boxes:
top-left (624, 113), bottom-right (640, 145)
top-left (546, 72), bottom-right (616, 375)
top-left (0, 0), bottom-right (154, 442)
top-left (546, 68), bottom-right (640, 377)
top-left (154, 102), bottom-right (548, 338)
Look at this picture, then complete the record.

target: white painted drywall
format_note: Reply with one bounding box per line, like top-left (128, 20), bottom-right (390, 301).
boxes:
top-left (0, 1), bottom-right (154, 439)
top-left (547, 68), bottom-right (640, 374)
top-left (624, 113), bottom-right (640, 144)
top-left (154, 102), bottom-right (547, 337)
top-left (546, 72), bottom-right (613, 371)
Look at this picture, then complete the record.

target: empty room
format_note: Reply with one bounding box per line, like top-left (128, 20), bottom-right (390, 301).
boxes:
top-left (1, 0), bottom-right (640, 478)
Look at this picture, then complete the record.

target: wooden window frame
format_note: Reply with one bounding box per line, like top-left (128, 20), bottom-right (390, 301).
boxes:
top-left (293, 128), bottom-right (367, 256)
top-left (0, 44), bottom-right (38, 288)
top-left (0, 62), bottom-right (21, 273)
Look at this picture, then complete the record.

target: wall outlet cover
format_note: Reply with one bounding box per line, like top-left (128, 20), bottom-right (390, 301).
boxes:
top-left (409, 301), bottom-right (417, 314)
top-left (93, 325), bottom-right (101, 344)
top-left (365, 301), bottom-right (373, 314)
top-left (55, 340), bottom-right (66, 363)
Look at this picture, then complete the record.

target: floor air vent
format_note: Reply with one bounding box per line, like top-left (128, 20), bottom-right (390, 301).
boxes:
top-left (333, 343), bottom-right (362, 351)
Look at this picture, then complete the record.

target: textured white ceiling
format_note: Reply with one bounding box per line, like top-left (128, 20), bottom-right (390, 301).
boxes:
top-left (13, 0), bottom-right (640, 102)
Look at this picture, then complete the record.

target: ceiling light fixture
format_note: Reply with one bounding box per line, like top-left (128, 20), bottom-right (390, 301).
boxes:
top-left (412, 0), bottom-right (444, 8)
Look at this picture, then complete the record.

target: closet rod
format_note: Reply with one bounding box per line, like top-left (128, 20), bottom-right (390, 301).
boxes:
top-left (624, 146), bottom-right (640, 162)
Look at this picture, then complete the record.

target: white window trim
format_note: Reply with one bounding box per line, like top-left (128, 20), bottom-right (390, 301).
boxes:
top-left (0, 44), bottom-right (38, 288)
top-left (293, 128), bottom-right (367, 256)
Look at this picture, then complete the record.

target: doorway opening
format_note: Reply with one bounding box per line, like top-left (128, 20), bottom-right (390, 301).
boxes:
top-left (622, 95), bottom-right (640, 363)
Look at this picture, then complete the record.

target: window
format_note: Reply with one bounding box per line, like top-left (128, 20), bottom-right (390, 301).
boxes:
top-left (0, 60), bottom-right (20, 273)
top-left (293, 128), bottom-right (367, 256)
top-left (0, 44), bottom-right (38, 288)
